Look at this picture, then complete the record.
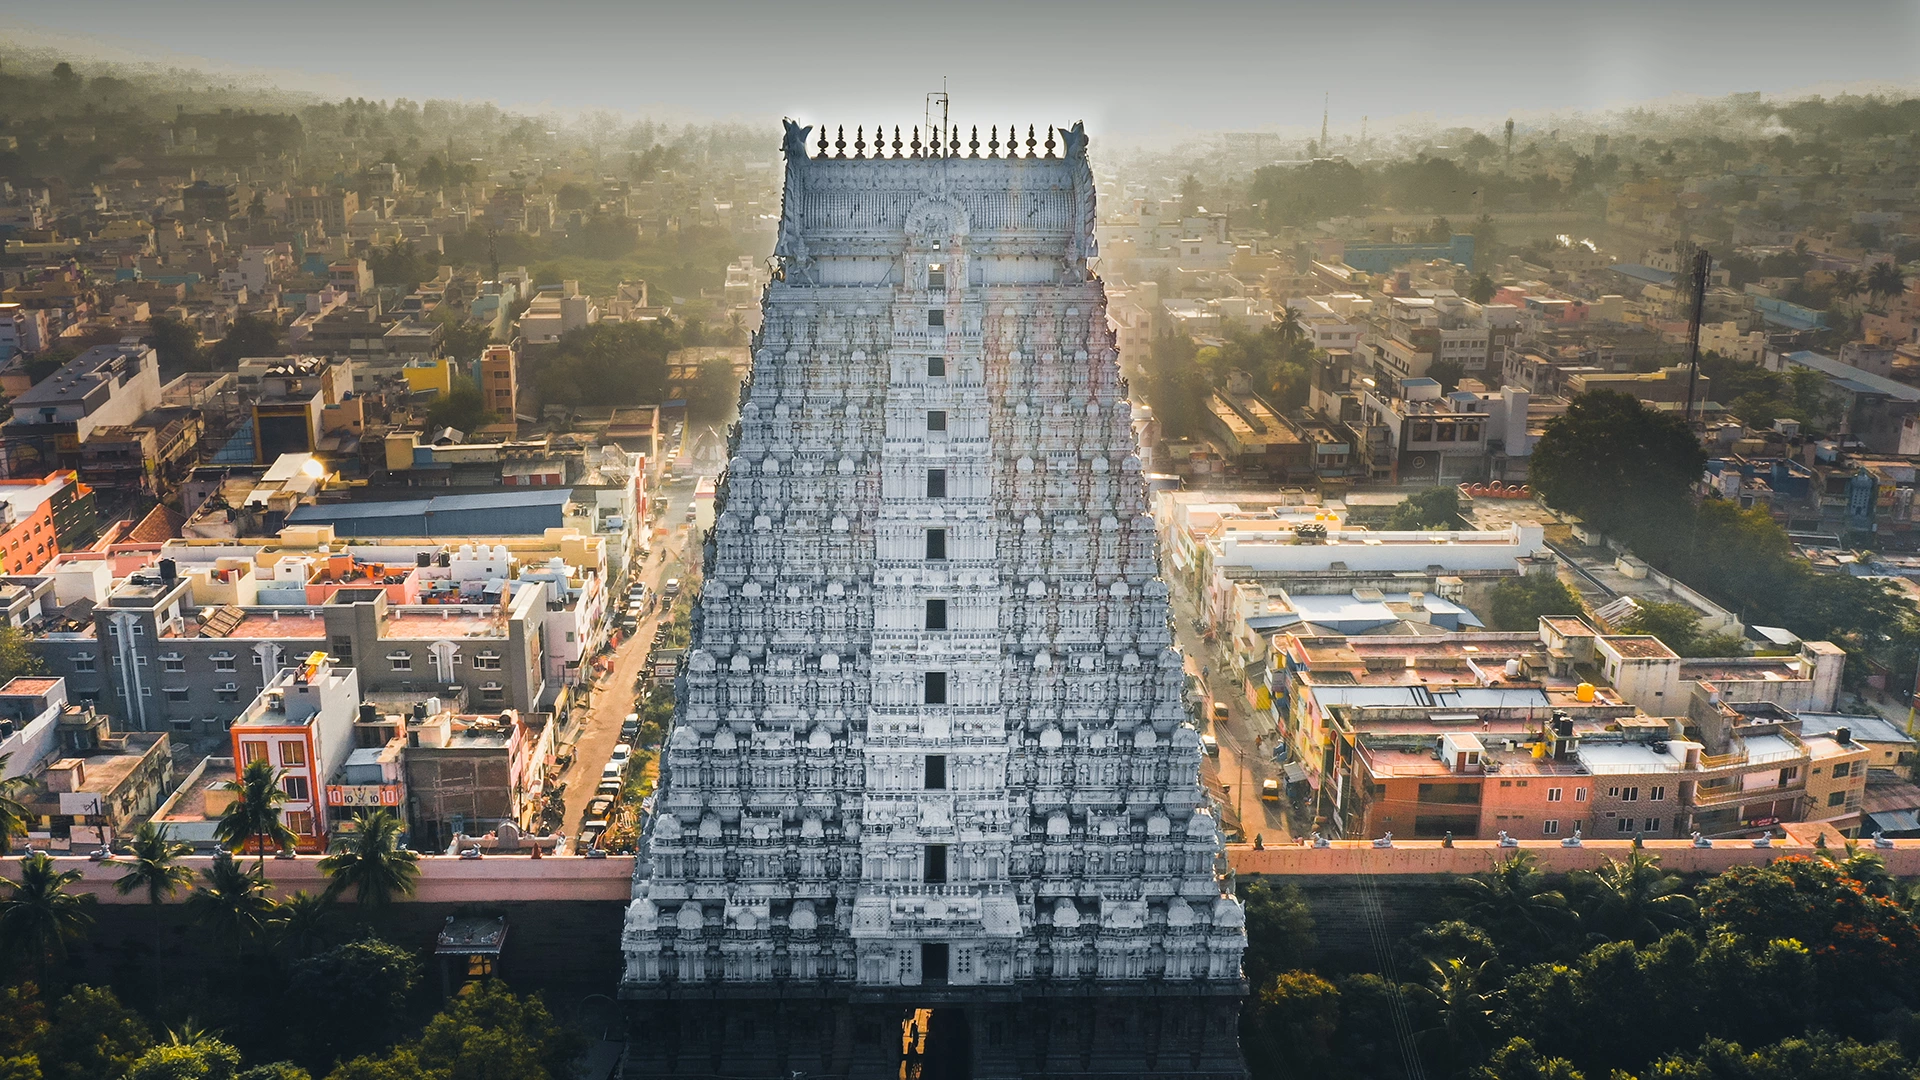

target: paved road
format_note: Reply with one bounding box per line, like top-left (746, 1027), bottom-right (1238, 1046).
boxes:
top-left (1173, 590), bottom-right (1295, 845)
top-left (552, 478), bottom-right (702, 840)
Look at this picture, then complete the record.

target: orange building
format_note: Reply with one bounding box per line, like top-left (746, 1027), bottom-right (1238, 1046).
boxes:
top-left (479, 343), bottom-right (518, 419)
top-left (0, 472), bottom-right (89, 575)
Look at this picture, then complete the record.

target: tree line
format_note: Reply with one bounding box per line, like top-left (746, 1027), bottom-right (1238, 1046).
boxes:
top-left (0, 756), bottom-right (581, 1079)
top-left (1241, 846), bottom-right (1920, 1080)
top-left (1528, 389), bottom-right (1918, 681)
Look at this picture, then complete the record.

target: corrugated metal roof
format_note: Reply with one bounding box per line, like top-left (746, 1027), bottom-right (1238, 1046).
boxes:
top-left (1783, 350), bottom-right (1920, 402)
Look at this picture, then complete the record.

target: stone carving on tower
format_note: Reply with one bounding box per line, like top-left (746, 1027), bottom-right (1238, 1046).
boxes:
top-left (622, 119), bottom-right (1246, 1080)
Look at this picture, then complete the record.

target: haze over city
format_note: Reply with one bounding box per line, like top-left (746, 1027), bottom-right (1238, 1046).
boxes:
top-left (4, 0), bottom-right (1920, 138)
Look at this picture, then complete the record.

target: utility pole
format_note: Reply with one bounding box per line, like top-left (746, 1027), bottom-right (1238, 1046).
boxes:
top-left (1681, 248), bottom-right (1712, 425)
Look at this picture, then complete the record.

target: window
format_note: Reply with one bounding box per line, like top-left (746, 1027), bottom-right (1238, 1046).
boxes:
top-left (280, 742), bottom-right (306, 767)
top-left (1648, 785), bottom-right (1666, 801)
top-left (213, 655), bottom-right (237, 673)
top-left (388, 652), bottom-right (413, 672)
top-left (164, 688), bottom-right (189, 702)
top-left (927, 356), bottom-right (946, 377)
top-left (924, 671), bottom-right (948, 705)
top-left (927, 309), bottom-right (945, 329)
top-left (131, 623), bottom-right (144, 637)
top-left (925, 529), bottom-right (947, 560)
top-left (927, 263), bottom-right (945, 289)
top-left (241, 740), bottom-right (268, 763)
top-left (923, 844), bottom-right (948, 884)
top-left (1830, 790), bottom-right (1848, 807)
top-left (330, 636), bottom-right (353, 664)
top-left (283, 811), bottom-right (313, 836)
top-left (162, 655), bottom-right (185, 673)
top-left (473, 653), bottom-right (503, 671)
top-left (134, 655), bottom-right (148, 667)
top-left (1547, 787), bottom-right (1562, 802)
top-left (1779, 766), bottom-right (1799, 787)
top-left (924, 755), bottom-right (948, 790)
top-left (1620, 787), bottom-right (1639, 802)
top-left (921, 942), bottom-right (950, 985)
top-left (139, 687), bottom-right (151, 697)
top-left (282, 775), bottom-right (310, 802)
top-left (1542, 820), bottom-right (1560, 835)
top-left (482, 684), bottom-right (506, 703)
top-left (217, 687), bottom-right (240, 703)
top-left (1646, 818), bottom-right (1661, 832)
top-left (925, 469), bottom-right (947, 499)
top-left (1575, 788), bottom-right (1587, 802)
top-left (1832, 761), bottom-right (1852, 779)
top-left (926, 409), bottom-right (947, 433)
top-left (170, 718), bottom-right (195, 733)
top-left (71, 654), bottom-right (95, 673)
top-left (1617, 817), bottom-right (1634, 833)
top-left (925, 599), bottom-right (948, 631)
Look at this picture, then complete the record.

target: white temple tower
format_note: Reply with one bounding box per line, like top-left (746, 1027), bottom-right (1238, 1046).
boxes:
top-left (621, 120), bottom-right (1246, 1080)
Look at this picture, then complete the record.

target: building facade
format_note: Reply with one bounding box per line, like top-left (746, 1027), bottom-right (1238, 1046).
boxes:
top-left (619, 122), bottom-right (1246, 1078)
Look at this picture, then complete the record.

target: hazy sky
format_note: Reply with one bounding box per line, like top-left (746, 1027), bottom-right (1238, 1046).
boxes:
top-left (4, 0), bottom-right (1918, 137)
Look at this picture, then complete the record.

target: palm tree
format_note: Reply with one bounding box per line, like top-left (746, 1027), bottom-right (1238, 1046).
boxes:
top-left (270, 890), bottom-right (338, 958)
top-left (1834, 841), bottom-right (1896, 898)
top-left (1459, 851), bottom-right (1572, 950)
top-left (1573, 850), bottom-right (1697, 943)
top-left (1868, 262), bottom-right (1907, 303)
top-left (215, 758), bottom-right (294, 872)
top-left (0, 754), bottom-right (32, 856)
top-left (186, 853), bottom-right (276, 959)
top-left (1830, 269), bottom-right (1865, 302)
top-left (113, 822), bottom-right (194, 905)
top-left (1410, 956), bottom-right (1501, 1072)
top-left (318, 810), bottom-right (419, 908)
top-left (0, 851), bottom-right (97, 985)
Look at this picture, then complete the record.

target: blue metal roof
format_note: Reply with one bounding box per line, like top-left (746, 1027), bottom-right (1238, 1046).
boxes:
top-left (1782, 350), bottom-right (1920, 402)
top-left (288, 488), bottom-right (574, 537)
top-left (1609, 263), bottom-right (1676, 286)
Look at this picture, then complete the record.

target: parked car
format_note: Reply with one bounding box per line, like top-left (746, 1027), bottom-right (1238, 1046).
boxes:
top-left (663, 578), bottom-right (681, 598)
top-left (1200, 734), bottom-right (1219, 757)
top-left (596, 781), bottom-right (622, 798)
top-left (587, 796), bottom-right (615, 817)
top-left (602, 760), bottom-right (624, 780)
top-left (611, 743), bottom-right (632, 764)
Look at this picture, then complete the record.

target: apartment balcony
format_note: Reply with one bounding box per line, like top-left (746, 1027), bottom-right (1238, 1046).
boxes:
top-left (1689, 780), bottom-right (1805, 808)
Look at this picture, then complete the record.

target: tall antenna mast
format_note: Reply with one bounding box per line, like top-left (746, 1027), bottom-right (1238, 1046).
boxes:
top-left (926, 79), bottom-right (950, 155)
top-left (1320, 93), bottom-right (1329, 153)
top-left (1681, 248), bottom-right (1712, 426)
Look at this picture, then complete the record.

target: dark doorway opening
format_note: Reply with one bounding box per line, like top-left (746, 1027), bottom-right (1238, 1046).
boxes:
top-left (899, 1006), bottom-right (972, 1080)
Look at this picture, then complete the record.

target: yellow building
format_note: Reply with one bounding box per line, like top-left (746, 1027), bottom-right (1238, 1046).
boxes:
top-left (401, 356), bottom-right (457, 398)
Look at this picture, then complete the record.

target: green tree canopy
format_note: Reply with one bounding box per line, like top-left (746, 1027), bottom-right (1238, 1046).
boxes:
top-left (209, 314), bottom-right (283, 369)
top-left (425, 380), bottom-right (498, 436)
top-left (1387, 487), bottom-right (1462, 530)
top-left (1488, 575), bottom-right (1583, 632)
top-left (1615, 601), bottom-right (1744, 657)
top-left (285, 939), bottom-right (420, 1062)
top-left (1529, 390), bottom-right (1707, 536)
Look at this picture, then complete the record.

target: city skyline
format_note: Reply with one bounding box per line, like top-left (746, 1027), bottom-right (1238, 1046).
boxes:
top-left (3, 0), bottom-right (1918, 140)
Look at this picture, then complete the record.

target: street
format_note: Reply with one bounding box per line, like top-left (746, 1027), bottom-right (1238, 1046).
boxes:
top-left (550, 476), bottom-right (701, 839)
top-left (1173, 589), bottom-right (1295, 845)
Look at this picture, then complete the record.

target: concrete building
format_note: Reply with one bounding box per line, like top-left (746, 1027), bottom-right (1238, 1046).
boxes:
top-left (1, 344), bottom-right (163, 478)
top-left (478, 343), bottom-right (518, 419)
top-left (229, 654), bottom-right (361, 850)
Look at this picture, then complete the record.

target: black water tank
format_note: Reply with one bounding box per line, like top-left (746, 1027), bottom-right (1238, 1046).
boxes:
top-left (158, 558), bottom-right (177, 583)
top-left (1837, 727), bottom-right (1852, 745)
top-left (358, 703), bottom-right (378, 724)
top-left (416, 552), bottom-right (432, 568)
